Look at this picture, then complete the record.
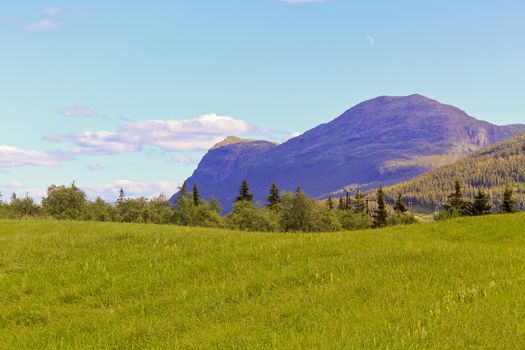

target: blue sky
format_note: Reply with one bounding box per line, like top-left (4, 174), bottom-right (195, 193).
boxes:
top-left (1, 0), bottom-right (524, 201)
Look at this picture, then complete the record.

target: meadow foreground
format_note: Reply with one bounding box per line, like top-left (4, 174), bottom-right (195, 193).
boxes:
top-left (1, 216), bottom-right (524, 349)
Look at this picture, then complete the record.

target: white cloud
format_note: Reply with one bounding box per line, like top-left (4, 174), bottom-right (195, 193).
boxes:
top-left (165, 154), bottom-right (199, 165)
top-left (59, 105), bottom-right (97, 117)
top-left (27, 19), bottom-right (62, 31)
top-left (0, 182), bottom-right (46, 203)
top-left (87, 163), bottom-right (106, 172)
top-left (84, 180), bottom-right (179, 201)
top-left (46, 131), bottom-right (142, 154)
top-left (46, 113), bottom-right (253, 154)
top-left (0, 180), bottom-right (179, 204)
top-left (0, 145), bottom-right (62, 168)
top-left (366, 35), bottom-right (376, 46)
top-left (286, 131), bottom-right (303, 139)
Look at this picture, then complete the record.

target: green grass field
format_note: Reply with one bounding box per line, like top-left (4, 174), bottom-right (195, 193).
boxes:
top-left (1, 215), bottom-right (525, 349)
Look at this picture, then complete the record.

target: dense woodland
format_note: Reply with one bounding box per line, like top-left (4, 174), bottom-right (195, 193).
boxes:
top-left (385, 133), bottom-right (525, 211)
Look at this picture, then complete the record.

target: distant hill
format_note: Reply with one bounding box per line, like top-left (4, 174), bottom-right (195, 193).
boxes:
top-left (171, 95), bottom-right (525, 211)
top-left (385, 132), bottom-right (525, 211)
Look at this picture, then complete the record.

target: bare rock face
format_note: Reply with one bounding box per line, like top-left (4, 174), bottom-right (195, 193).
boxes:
top-left (171, 95), bottom-right (525, 212)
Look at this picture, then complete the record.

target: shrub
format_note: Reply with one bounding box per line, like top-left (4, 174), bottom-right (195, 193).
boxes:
top-left (338, 211), bottom-right (373, 231)
top-left (172, 193), bottom-right (223, 228)
top-left (434, 208), bottom-right (460, 221)
top-left (148, 195), bottom-right (173, 225)
top-left (191, 204), bottom-right (223, 228)
top-left (386, 212), bottom-right (417, 226)
top-left (83, 197), bottom-right (116, 222)
top-left (42, 184), bottom-right (87, 220)
top-left (5, 194), bottom-right (42, 219)
top-left (116, 197), bottom-right (150, 223)
top-left (281, 191), bottom-right (341, 232)
top-left (226, 201), bottom-right (280, 232)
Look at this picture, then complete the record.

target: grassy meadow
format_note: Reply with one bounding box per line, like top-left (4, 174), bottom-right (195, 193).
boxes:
top-left (1, 215), bottom-right (525, 349)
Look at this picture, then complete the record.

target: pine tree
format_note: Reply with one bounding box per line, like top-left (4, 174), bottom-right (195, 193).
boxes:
top-left (338, 196), bottom-right (345, 211)
top-left (393, 193), bottom-right (408, 214)
top-left (176, 181), bottom-right (188, 206)
top-left (354, 188), bottom-right (366, 213)
top-left (117, 187), bottom-right (126, 203)
top-left (501, 185), bottom-right (516, 213)
top-left (179, 181), bottom-right (187, 196)
top-left (192, 183), bottom-right (201, 206)
top-left (345, 190), bottom-right (350, 210)
top-left (464, 189), bottom-right (492, 216)
top-left (267, 183), bottom-right (281, 207)
top-left (444, 180), bottom-right (464, 213)
top-left (327, 195), bottom-right (334, 210)
top-left (236, 180), bottom-right (253, 203)
top-left (373, 186), bottom-right (388, 228)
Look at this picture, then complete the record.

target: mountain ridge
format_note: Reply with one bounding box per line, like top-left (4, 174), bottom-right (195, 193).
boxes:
top-left (171, 95), bottom-right (525, 211)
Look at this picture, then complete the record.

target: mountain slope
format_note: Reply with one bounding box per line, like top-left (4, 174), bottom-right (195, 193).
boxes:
top-left (172, 95), bottom-right (525, 211)
top-left (384, 132), bottom-right (525, 211)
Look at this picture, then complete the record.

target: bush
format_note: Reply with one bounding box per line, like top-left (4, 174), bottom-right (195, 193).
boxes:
top-left (338, 211), bottom-right (373, 231)
top-left (386, 212), bottom-right (417, 226)
top-left (172, 193), bottom-right (223, 228)
top-left (148, 195), bottom-right (174, 225)
top-left (83, 198), bottom-right (116, 222)
top-left (42, 184), bottom-right (87, 220)
top-left (191, 204), bottom-right (223, 228)
top-left (116, 197), bottom-right (150, 223)
top-left (5, 194), bottom-right (42, 219)
top-left (226, 201), bottom-right (280, 232)
top-left (281, 192), bottom-right (341, 232)
top-left (434, 208), bottom-right (460, 221)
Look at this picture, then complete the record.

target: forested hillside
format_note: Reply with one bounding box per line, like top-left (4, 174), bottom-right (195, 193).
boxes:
top-left (385, 133), bottom-right (525, 211)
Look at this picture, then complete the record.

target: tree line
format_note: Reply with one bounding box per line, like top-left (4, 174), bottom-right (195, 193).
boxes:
top-left (0, 180), bottom-right (416, 232)
top-left (0, 179), bottom-right (519, 232)
top-left (434, 180), bottom-right (517, 220)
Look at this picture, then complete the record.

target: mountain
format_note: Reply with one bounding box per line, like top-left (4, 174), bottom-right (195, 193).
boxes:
top-left (384, 132), bottom-right (525, 211)
top-left (171, 95), bottom-right (525, 211)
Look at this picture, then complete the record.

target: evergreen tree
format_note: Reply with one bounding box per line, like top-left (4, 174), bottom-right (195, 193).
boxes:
top-left (176, 181), bottom-right (188, 206)
top-left (118, 187), bottom-right (126, 203)
top-left (354, 188), bottom-right (366, 213)
top-left (236, 180), bottom-right (253, 203)
top-left (179, 181), bottom-right (187, 196)
top-left (338, 196), bottom-right (345, 211)
top-left (267, 183), bottom-right (281, 207)
top-left (192, 183), bottom-right (201, 206)
top-left (443, 180), bottom-right (464, 213)
top-left (464, 189), bottom-right (492, 216)
top-left (345, 190), bottom-right (351, 210)
top-left (373, 186), bottom-right (388, 228)
top-left (393, 193), bottom-right (408, 214)
top-left (327, 195), bottom-right (334, 210)
top-left (501, 185), bottom-right (516, 214)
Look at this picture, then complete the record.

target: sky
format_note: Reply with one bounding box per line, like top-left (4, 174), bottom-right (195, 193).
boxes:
top-left (1, 0), bottom-right (524, 202)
